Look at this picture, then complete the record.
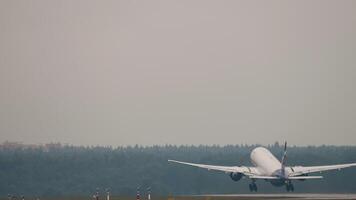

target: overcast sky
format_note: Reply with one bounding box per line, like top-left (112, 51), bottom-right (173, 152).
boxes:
top-left (1, 0), bottom-right (356, 146)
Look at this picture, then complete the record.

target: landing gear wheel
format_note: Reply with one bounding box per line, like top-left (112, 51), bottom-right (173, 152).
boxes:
top-left (286, 183), bottom-right (294, 192)
top-left (253, 183), bottom-right (258, 192)
top-left (249, 183), bottom-right (257, 192)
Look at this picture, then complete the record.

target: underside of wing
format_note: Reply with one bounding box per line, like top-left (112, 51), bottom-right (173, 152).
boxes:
top-left (168, 159), bottom-right (254, 174)
top-left (289, 163), bottom-right (356, 176)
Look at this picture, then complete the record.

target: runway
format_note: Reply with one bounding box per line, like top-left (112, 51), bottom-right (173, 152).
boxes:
top-left (191, 194), bottom-right (356, 200)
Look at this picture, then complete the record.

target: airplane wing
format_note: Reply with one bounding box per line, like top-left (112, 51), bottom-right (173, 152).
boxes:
top-left (289, 163), bottom-right (356, 176)
top-left (168, 159), bottom-right (257, 176)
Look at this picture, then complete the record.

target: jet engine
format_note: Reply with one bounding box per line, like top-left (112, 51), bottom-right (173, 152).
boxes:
top-left (229, 172), bottom-right (243, 181)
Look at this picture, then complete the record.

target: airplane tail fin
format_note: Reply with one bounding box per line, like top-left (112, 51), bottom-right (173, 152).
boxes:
top-left (281, 141), bottom-right (287, 176)
top-left (281, 141), bottom-right (287, 167)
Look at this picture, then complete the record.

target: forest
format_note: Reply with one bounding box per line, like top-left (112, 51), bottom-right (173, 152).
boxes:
top-left (0, 143), bottom-right (356, 196)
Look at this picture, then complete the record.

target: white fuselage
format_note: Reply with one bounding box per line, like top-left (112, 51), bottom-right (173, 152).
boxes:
top-left (250, 147), bottom-right (282, 176)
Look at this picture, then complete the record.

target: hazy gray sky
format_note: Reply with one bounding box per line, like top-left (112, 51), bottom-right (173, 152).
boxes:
top-left (1, 0), bottom-right (356, 146)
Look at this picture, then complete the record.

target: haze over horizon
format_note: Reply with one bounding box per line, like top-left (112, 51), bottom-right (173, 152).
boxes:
top-left (1, 0), bottom-right (356, 146)
top-left (1, 140), bottom-right (356, 148)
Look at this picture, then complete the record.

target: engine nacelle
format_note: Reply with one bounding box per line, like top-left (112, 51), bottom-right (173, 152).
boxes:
top-left (229, 172), bottom-right (243, 181)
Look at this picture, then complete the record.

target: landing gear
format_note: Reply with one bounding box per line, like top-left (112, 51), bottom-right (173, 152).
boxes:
top-left (286, 182), bottom-right (294, 192)
top-left (249, 183), bottom-right (258, 192)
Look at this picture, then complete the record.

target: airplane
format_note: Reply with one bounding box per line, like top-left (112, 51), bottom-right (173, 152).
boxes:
top-left (168, 142), bottom-right (356, 192)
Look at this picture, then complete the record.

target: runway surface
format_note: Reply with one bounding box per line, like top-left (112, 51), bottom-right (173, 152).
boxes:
top-left (192, 194), bottom-right (356, 200)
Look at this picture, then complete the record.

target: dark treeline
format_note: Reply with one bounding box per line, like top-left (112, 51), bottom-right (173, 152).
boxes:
top-left (0, 143), bottom-right (356, 196)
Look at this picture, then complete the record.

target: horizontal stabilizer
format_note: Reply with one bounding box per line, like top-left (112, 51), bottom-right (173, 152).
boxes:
top-left (249, 175), bottom-right (280, 179)
top-left (287, 176), bottom-right (323, 180)
top-left (249, 175), bottom-right (323, 180)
